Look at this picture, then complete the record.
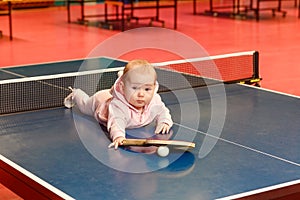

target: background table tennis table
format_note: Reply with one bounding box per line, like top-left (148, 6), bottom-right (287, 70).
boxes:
top-left (0, 0), bottom-right (12, 40)
top-left (67, 0), bottom-right (177, 31)
top-left (0, 57), bottom-right (300, 199)
top-left (193, 0), bottom-right (300, 20)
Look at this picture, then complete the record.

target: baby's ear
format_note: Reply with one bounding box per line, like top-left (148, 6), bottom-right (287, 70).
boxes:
top-left (117, 70), bottom-right (123, 78)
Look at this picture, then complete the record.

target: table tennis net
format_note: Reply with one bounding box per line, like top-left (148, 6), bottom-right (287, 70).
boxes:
top-left (0, 51), bottom-right (260, 114)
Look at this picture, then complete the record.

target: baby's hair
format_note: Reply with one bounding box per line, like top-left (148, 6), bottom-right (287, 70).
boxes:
top-left (122, 59), bottom-right (157, 81)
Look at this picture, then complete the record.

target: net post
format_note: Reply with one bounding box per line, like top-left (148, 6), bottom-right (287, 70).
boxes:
top-left (251, 51), bottom-right (262, 86)
top-left (253, 51), bottom-right (260, 80)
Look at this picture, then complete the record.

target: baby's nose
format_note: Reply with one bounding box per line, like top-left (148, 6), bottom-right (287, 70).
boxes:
top-left (137, 89), bottom-right (145, 96)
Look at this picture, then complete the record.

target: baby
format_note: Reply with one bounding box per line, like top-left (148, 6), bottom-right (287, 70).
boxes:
top-left (64, 59), bottom-right (173, 149)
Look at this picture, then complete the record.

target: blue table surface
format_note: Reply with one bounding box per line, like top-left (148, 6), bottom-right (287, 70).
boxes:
top-left (0, 57), bottom-right (127, 80)
top-left (1, 83), bottom-right (300, 200)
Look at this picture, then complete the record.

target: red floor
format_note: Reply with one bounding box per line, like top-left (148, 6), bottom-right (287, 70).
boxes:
top-left (0, 0), bottom-right (299, 199)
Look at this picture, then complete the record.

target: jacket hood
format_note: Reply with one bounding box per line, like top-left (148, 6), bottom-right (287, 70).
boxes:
top-left (111, 75), bottom-right (159, 112)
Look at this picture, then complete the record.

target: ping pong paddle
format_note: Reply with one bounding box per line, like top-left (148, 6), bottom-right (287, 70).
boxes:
top-left (121, 139), bottom-right (195, 157)
top-left (122, 139), bottom-right (195, 148)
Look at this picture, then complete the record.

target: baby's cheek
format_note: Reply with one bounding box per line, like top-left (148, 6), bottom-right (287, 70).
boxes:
top-left (125, 91), bottom-right (135, 101)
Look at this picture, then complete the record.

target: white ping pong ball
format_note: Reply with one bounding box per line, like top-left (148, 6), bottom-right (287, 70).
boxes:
top-left (157, 146), bottom-right (169, 157)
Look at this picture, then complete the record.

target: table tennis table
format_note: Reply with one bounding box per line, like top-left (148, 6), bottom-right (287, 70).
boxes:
top-left (67, 0), bottom-right (177, 31)
top-left (0, 0), bottom-right (12, 40)
top-left (193, 0), bottom-right (300, 20)
top-left (0, 54), bottom-right (299, 199)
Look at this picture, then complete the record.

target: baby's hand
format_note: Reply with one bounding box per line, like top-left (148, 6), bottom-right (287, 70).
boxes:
top-left (108, 136), bottom-right (125, 150)
top-left (155, 123), bottom-right (170, 134)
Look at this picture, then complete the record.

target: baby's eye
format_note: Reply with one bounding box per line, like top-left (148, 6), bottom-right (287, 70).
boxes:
top-left (132, 86), bottom-right (138, 90)
top-left (145, 88), bottom-right (152, 92)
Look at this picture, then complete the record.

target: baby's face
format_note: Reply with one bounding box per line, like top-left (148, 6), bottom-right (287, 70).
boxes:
top-left (122, 70), bottom-right (156, 111)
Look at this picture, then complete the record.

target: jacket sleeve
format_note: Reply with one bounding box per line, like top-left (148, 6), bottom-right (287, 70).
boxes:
top-left (107, 100), bottom-right (128, 141)
top-left (154, 95), bottom-right (173, 127)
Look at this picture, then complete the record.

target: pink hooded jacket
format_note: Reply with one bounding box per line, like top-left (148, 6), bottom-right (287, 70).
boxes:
top-left (73, 75), bottom-right (173, 141)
